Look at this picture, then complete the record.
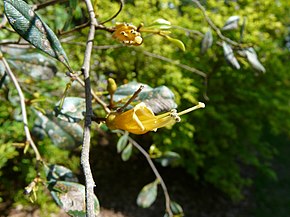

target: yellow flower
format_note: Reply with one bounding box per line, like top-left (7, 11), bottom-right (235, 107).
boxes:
top-left (106, 102), bottom-right (205, 135)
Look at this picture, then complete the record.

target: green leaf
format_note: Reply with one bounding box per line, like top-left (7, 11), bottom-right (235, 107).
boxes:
top-left (148, 18), bottom-right (172, 29)
top-left (170, 201), bottom-right (184, 216)
top-left (114, 81), bottom-right (177, 114)
top-left (165, 36), bottom-right (186, 51)
top-left (46, 164), bottom-right (78, 183)
top-left (136, 180), bottom-right (158, 208)
top-left (7, 52), bottom-right (57, 80)
top-left (222, 15), bottom-right (240, 31)
top-left (33, 110), bottom-right (83, 150)
top-left (201, 29), bottom-right (213, 54)
top-left (121, 142), bottom-right (133, 161)
top-left (155, 151), bottom-right (181, 167)
top-left (48, 181), bottom-right (100, 216)
top-left (222, 41), bottom-right (240, 70)
top-left (55, 97), bottom-right (86, 123)
top-left (245, 48), bottom-right (266, 73)
top-left (4, 0), bottom-right (71, 70)
top-left (117, 131), bottom-right (129, 153)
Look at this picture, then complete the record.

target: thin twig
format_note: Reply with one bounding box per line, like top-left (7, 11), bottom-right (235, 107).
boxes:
top-left (191, 0), bottom-right (243, 48)
top-left (66, 72), bottom-right (111, 113)
top-left (117, 85), bottom-right (144, 112)
top-left (0, 55), bottom-right (42, 162)
top-left (81, 0), bottom-right (98, 216)
top-left (126, 135), bottom-right (173, 217)
top-left (143, 50), bottom-right (207, 78)
top-left (100, 0), bottom-right (124, 24)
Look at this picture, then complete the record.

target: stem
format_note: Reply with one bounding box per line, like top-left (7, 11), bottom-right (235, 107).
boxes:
top-left (127, 135), bottom-right (173, 217)
top-left (100, 0), bottom-right (124, 24)
top-left (1, 56), bottom-right (42, 162)
top-left (81, 0), bottom-right (98, 216)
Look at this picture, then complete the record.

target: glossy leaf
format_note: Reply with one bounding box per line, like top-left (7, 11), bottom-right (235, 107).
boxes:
top-left (55, 97), bottom-right (86, 123)
top-left (117, 131), bottom-right (129, 153)
top-left (222, 41), bottom-right (240, 70)
top-left (245, 48), bottom-right (266, 73)
top-left (4, 0), bottom-right (71, 70)
top-left (201, 29), bottom-right (213, 54)
top-left (7, 53), bottom-right (57, 80)
top-left (113, 81), bottom-right (177, 114)
top-left (46, 164), bottom-right (78, 183)
top-left (222, 15), bottom-right (240, 31)
top-left (33, 110), bottom-right (83, 150)
top-left (121, 142), bottom-right (133, 161)
top-left (136, 180), bottom-right (158, 208)
top-left (48, 181), bottom-right (100, 216)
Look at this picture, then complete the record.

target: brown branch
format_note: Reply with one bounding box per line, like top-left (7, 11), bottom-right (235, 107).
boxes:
top-left (81, 0), bottom-right (98, 216)
top-left (0, 55), bottom-right (42, 162)
top-left (126, 135), bottom-right (174, 217)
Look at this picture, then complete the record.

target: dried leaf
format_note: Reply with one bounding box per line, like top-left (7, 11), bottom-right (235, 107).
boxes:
top-left (222, 15), bottom-right (240, 31)
top-left (201, 29), bottom-right (213, 54)
top-left (245, 48), bottom-right (266, 73)
top-left (222, 41), bottom-right (240, 69)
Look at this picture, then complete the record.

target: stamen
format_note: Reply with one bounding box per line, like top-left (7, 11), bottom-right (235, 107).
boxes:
top-left (177, 102), bottom-right (205, 116)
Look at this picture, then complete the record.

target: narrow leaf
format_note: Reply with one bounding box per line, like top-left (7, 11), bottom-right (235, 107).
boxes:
top-left (245, 48), bottom-right (266, 73)
top-left (4, 0), bottom-right (71, 70)
top-left (165, 36), bottom-right (186, 51)
top-left (117, 131), bottom-right (129, 153)
top-left (201, 29), bottom-right (213, 54)
top-left (121, 142), bottom-right (133, 161)
top-left (170, 201), bottom-right (184, 215)
top-left (222, 41), bottom-right (240, 69)
top-left (222, 15), bottom-right (240, 31)
top-left (137, 180), bottom-right (158, 208)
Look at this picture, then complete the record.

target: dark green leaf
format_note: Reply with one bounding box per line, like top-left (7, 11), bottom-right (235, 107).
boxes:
top-left (201, 29), bottom-right (213, 54)
top-left (4, 0), bottom-right (71, 70)
top-left (55, 97), bottom-right (86, 123)
top-left (33, 110), bottom-right (83, 150)
top-left (114, 81), bottom-right (177, 114)
top-left (117, 131), bottom-right (129, 153)
top-left (136, 180), bottom-right (158, 208)
top-left (222, 41), bottom-right (240, 70)
top-left (46, 164), bottom-right (78, 183)
top-left (222, 15), bottom-right (240, 31)
top-left (48, 181), bottom-right (99, 216)
top-left (121, 142), bottom-right (132, 161)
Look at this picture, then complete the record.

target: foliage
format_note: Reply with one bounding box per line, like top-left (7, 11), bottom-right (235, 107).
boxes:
top-left (0, 0), bottom-right (289, 216)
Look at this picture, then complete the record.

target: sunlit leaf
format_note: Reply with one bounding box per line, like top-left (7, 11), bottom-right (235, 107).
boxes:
top-left (55, 97), bottom-right (86, 123)
top-left (245, 47), bottom-right (266, 73)
top-left (222, 15), bottom-right (240, 31)
top-left (33, 110), bottom-right (83, 150)
top-left (136, 180), bottom-right (158, 208)
top-left (117, 131), bottom-right (129, 153)
top-left (7, 53), bottom-right (57, 80)
top-left (222, 41), bottom-right (240, 69)
top-left (4, 0), bottom-right (71, 70)
top-left (121, 142), bottom-right (133, 161)
top-left (48, 181), bottom-right (100, 216)
top-left (114, 81), bottom-right (177, 114)
top-left (201, 29), bottom-right (213, 54)
top-left (148, 18), bottom-right (172, 29)
top-left (46, 164), bottom-right (78, 183)
top-left (165, 36), bottom-right (186, 51)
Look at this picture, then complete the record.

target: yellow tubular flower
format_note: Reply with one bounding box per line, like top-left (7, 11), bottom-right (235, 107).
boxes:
top-left (106, 102), bottom-right (205, 135)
